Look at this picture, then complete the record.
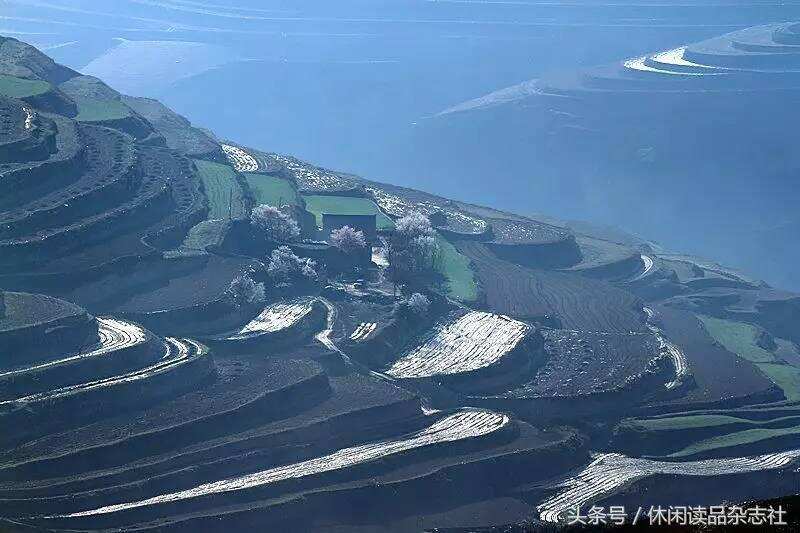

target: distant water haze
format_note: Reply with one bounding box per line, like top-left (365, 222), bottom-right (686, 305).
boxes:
top-left (6, 0), bottom-right (800, 287)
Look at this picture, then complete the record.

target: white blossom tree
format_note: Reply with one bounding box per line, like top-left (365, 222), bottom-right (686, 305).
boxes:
top-left (388, 212), bottom-right (438, 279)
top-left (250, 204), bottom-right (300, 243)
top-left (330, 225), bottom-right (367, 254)
top-left (267, 245), bottom-right (318, 285)
top-left (227, 273), bottom-right (266, 307)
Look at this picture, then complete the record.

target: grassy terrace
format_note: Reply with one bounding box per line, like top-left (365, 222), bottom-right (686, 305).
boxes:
top-left (302, 194), bottom-right (394, 230)
top-left (73, 97), bottom-right (131, 122)
top-left (624, 413), bottom-right (800, 432)
top-left (699, 315), bottom-right (800, 401)
top-left (244, 173), bottom-right (297, 207)
top-left (669, 423), bottom-right (800, 458)
top-left (194, 160), bottom-right (247, 220)
top-left (0, 74), bottom-right (50, 98)
top-left (434, 233), bottom-right (478, 302)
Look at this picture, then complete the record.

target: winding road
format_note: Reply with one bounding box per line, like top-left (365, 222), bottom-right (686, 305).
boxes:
top-left (643, 306), bottom-right (688, 390)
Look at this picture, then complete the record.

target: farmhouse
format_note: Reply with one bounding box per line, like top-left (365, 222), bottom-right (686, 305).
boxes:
top-left (322, 213), bottom-right (377, 244)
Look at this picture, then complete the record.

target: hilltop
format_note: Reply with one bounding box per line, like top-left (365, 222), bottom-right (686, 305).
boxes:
top-left (0, 36), bottom-right (799, 531)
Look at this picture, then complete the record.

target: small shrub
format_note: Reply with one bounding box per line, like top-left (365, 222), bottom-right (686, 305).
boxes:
top-left (407, 292), bottom-right (430, 316)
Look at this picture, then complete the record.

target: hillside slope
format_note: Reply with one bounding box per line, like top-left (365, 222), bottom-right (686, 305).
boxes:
top-left (0, 36), bottom-right (799, 530)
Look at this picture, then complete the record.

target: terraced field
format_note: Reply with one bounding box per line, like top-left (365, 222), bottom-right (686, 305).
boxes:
top-left (270, 154), bottom-right (356, 191)
top-left (73, 97), bottom-right (131, 122)
top-left (367, 184), bottom-right (488, 236)
top-left (219, 298), bottom-right (316, 341)
top-left (699, 315), bottom-right (800, 402)
top-left (456, 241), bottom-right (646, 333)
top-left (3, 34), bottom-right (800, 530)
top-left (654, 307), bottom-right (779, 409)
top-left (221, 143), bottom-right (259, 172)
top-left (244, 173), bottom-right (297, 207)
top-left (0, 74), bottom-right (50, 98)
top-left (386, 311), bottom-right (529, 379)
top-left (434, 234), bottom-right (478, 302)
top-left (302, 194), bottom-right (394, 230)
top-left (537, 449), bottom-right (800, 523)
top-left (506, 330), bottom-right (660, 398)
top-left (193, 159), bottom-right (247, 220)
top-left (62, 410), bottom-right (507, 518)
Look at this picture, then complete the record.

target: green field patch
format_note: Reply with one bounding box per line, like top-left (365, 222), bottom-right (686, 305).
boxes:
top-left (623, 413), bottom-right (800, 433)
top-left (758, 363), bottom-right (800, 402)
top-left (244, 173), bottom-right (298, 207)
top-left (700, 315), bottom-right (800, 401)
top-left (0, 74), bottom-right (51, 98)
top-left (302, 194), bottom-right (394, 230)
top-left (73, 97), bottom-right (131, 122)
top-left (669, 423), bottom-right (800, 458)
top-left (194, 160), bottom-right (247, 220)
top-left (434, 233), bottom-right (478, 302)
top-left (698, 315), bottom-right (775, 363)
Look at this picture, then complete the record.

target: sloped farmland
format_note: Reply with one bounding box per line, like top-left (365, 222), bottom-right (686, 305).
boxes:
top-left (385, 311), bottom-right (529, 379)
top-left (505, 329), bottom-right (664, 399)
top-left (456, 241), bottom-right (646, 333)
top-left (226, 299), bottom-right (317, 340)
top-left (537, 449), bottom-right (800, 523)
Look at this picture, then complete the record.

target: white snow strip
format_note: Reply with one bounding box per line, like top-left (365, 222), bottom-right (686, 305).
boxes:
top-left (62, 409), bottom-right (509, 517)
top-left (1, 337), bottom-right (204, 407)
top-left (386, 311), bottom-right (529, 378)
top-left (221, 144), bottom-right (259, 172)
top-left (350, 322), bottom-right (377, 342)
top-left (651, 47), bottom-right (719, 70)
top-left (624, 56), bottom-right (707, 76)
top-left (538, 449), bottom-right (800, 523)
top-left (0, 318), bottom-right (146, 382)
top-left (629, 254), bottom-right (654, 282)
top-left (643, 306), bottom-right (688, 390)
top-left (226, 299), bottom-right (314, 340)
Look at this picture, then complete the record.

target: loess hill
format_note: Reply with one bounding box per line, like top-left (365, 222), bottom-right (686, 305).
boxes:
top-left (0, 35), bottom-right (799, 530)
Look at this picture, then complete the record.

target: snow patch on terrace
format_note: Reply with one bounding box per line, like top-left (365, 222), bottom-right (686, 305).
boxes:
top-left (386, 311), bottom-right (529, 379)
top-left (2, 337), bottom-right (204, 407)
top-left (62, 409), bottom-right (508, 518)
top-left (651, 47), bottom-right (719, 70)
top-left (624, 57), bottom-right (707, 76)
top-left (0, 318), bottom-right (146, 383)
top-left (367, 187), bottom-right (487, 234)
top-left (538, 449), bottom-right (800, 523)
top-left (226, 299), bottom-right (314, 340)
top-left (221, 144), bottom-right (259, 173)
